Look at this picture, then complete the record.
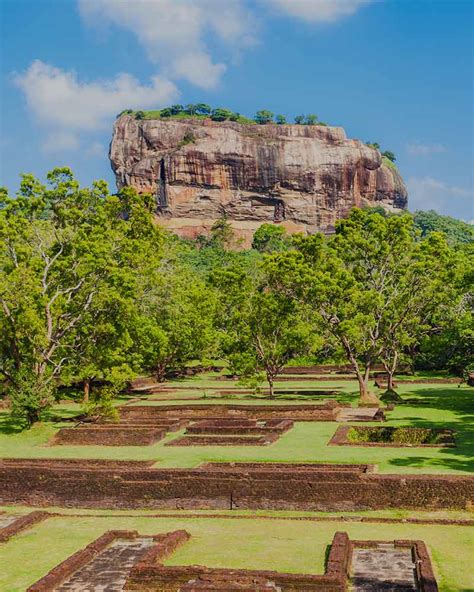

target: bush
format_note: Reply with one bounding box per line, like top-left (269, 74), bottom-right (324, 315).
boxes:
top-left (254, 110), bottom-right (274, 124)
top-left (210, 108), bottom-right (234, 121)
top-left (275, 114), bottom-right (287, 124)
top-left (9, 370), bottom-right (54, 428)
top-left (83, 384), bottom-right (119, 422)
top-left (347, 426), bottom-right (454, 445)
top-left (135, 110), bottom-right (145, 120)
top-left (305, 114), bottom-right (318, 125)
top-left (294, 115), bottom-right (305, 125)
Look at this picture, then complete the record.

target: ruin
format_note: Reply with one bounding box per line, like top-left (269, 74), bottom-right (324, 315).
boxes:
top-left (27, 529), bottom-right (439, 591)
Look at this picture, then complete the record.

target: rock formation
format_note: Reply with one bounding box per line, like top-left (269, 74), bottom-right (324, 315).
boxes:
top-left (110, 115), bottom-right (407, 245)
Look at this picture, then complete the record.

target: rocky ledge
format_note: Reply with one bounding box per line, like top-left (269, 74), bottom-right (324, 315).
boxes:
top-left (110, 115), bottom-right (407, 245)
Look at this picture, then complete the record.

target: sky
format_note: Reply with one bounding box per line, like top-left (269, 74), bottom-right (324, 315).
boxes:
top-left (1, 0), bottom-right (473, 221)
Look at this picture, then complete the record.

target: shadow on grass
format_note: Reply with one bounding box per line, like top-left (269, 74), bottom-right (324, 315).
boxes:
top-left (0, 412), bottom-right (24, 434)
top-left (389, 386), bottom-right (474, 473)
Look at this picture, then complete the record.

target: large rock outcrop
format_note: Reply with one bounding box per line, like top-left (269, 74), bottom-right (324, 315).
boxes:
top-left (110, 115), bottom-right (407, 245)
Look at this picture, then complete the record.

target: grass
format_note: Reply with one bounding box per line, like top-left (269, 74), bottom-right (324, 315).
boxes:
top-left (130, 111), bottom-right (257, 124)
top-left (0, 376), bottom-right (472, 474)
top-left (0, 511), bottom-right (472, 591)
top-left (1, 371), bottom-right (473, 591)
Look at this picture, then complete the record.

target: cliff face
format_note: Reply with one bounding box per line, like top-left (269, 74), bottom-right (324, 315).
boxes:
top-left (110, 115), bottom-right (407, 244)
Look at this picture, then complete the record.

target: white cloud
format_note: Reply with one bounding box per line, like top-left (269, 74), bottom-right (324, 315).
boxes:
top-left (265, 0), bottom-right (374, 22)
top-left (407, 176), bottom-right (474, 217)
top-left (407, 142), bottom-right (447, 156)
top-left (78, 0), bottom-right (258, 89)
top-left (14, 60), bottom-right (178, 152)
top-left (41, 131), bottom-right (80, 154)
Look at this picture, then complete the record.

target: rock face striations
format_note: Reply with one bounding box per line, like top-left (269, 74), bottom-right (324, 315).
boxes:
top-left (110, 115), bottom-right (408, 245)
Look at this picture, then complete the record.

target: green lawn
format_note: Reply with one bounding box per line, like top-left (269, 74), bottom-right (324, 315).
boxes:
top-left (0, 510), bottom-right (472, 592)
top-left (0, 378), bottom-right (472, 474)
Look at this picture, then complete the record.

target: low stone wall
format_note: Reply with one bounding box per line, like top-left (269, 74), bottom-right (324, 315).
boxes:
top-left (349, 539), bottom-right (439, 592)
top-left (186, 419), bottom-right (293, 435)
top-left (27, 529), bottom-right (189, 591)
top-left (127, 531), bottom-right (351, 592)
top-left (52, 426), bottom-right (167, 446)
top-left (119, 401), bottom-right (344, 422)
top-left (1, 459), bottom-right (472, 511)
top-left (0, 511), bottom-right (49, 542)
top-left (166, 433), bottom-right (281, 446)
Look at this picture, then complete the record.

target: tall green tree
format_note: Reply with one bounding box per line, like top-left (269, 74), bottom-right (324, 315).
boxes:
top-left (264, 209), bottom-right (455, 405)
top-left (212, 264), bottom-right (318, 397)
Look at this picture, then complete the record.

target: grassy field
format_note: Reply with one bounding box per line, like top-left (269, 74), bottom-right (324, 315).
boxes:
top-left (0, 372), bottom-right (473, 591)
top-left (0, 375), bottom-right (472, 474)
top-left (0, 509), bottom-right (472, 592)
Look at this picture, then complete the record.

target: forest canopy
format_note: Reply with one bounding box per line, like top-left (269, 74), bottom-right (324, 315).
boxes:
top-left (0, 169), bottom-right (472, 426)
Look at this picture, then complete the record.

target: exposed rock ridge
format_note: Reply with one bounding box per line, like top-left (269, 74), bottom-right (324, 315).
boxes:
top-left (110, 115), bottom-right (408, 244)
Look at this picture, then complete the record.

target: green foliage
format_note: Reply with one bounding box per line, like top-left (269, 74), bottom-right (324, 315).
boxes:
top-left (305, 114), bottom-right (318, 125)
top-left (211, 262), bottom-right (321, 396)
top-left (275, 114), bottom-right (287, 125)
top-left (413, 209), bottom-right (474, 245)
top-left (83, 383), bottom-right (120, 422)
top-left (347, 426), bottom-right (454, 445)
top-left (135, 110), bottom-right (145, 120)
top-left (294, 115), bottom-right (305, 125)
top-left (263, 208), bottom-right (458, 404)
top-left (8, 368), bottom-right (54, 428)
top-left (254, 110), bottom-right (274, 124)
top-left (185, 104), bottom-right (198, 115)
top-left (170, 104), bottom-right (184, 115)
top-left (252, 223), bottom-right (290, 253)
top-left (195, 103), bottom-right (211, 115)
top-left (210, 107), bottom-right (236, 122)
top-left (382, 150), bottom-right (396, 162)
top-left (0, 169), bottom-right (166, 427)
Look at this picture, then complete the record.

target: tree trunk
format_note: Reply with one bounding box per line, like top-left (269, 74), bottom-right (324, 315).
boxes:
top-left (154, 363), bottom-right (167, 383)
top-left (267, 375), bottom-right (275, 399)
top-left (387, 371), bottom-right (394, 391)
top-left (83, 378), bottom-right (90, 404)
top-left (356, 364), bottom-right (380, 406)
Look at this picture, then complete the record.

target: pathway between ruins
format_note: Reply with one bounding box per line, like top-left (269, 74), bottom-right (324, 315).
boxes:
top-left (55, 537), bottom-right (154, 591)
top-left (351, 543), bottom-right (418, 591)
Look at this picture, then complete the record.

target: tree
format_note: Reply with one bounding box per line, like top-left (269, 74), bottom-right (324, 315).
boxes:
top-left (305, 114), bottom-right (318, 125)
top-left (170, 104), bottom-right (184, 115)
top-left (275, 114), bottom-right (287, 125)
top-left (185, 104), bottom-right (198, 115)
top-left (264, 209), bottom-right (455, 405)
top-left (229, 112), bottom-right (240, 121)
top-left (366, 141), bottom-right (380, 150)
top-left (195, 103), bottom-right (212, 115)
top-left (294, 115), bottom-right (305, 124)
top-left (134, 269), bottom-right (218, 381)
top-left (63, 187), bottom-right (166, 406)
top-left (160, 108), bottom-right (173, 118)
top-left (211, 265), bottom-right (317, 397)
top-left (135, 110), bottom-right (145, 120)
top-left (252, 224), bottom-right (290, 253)
top-left (210, 108), bottom-right (234, 121)
top-left (0, 170), bottom-right (115, 425)
top-left (254, 110), bottom-right (274, 124)
top-left (382, 150), bottom-right (396, 162)
top-left (413, 210), bottom-right (474, 245)
top-left (209, 216), bottom-right (235, 249)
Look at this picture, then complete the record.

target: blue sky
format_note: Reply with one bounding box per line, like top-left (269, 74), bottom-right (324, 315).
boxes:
top-left (1, 0), bottom-right (473, 220)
